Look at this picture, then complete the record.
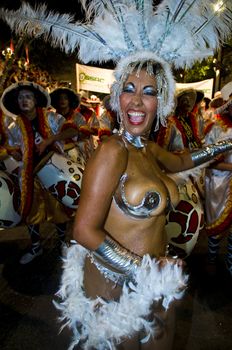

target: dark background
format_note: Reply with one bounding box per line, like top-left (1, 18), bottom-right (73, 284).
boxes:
top-left (0, 1), bottom-right (89, 89)
top-left (0, 1), bottom-right (116, 88)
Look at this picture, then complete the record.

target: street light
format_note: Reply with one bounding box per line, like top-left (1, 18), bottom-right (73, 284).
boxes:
top-left (213, 1), bottom-right (225, 13)
top-left (2, 47), bottom-right (13, 59)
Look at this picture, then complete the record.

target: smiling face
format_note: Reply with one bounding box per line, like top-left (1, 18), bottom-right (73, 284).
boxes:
top-left (119, 69), bottom-right (158, 136)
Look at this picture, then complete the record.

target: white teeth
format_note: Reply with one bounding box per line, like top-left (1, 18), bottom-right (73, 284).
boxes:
top-left (127, 111), bottom-right (145, 123)
top-left (128, 112), bottom-right (145, 117)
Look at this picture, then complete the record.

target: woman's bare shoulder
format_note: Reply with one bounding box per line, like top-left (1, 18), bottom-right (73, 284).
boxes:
top-left (87, 134), bottom-right (128, 172)
top-left (97, 134), bottom-right (127, 157)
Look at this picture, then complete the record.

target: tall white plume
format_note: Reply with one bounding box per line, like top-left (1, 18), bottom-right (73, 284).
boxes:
top-left (0, 0), bottom-right (231, 68)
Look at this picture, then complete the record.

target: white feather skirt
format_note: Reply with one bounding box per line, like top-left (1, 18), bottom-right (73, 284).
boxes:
top-left (54, 243), bottom-right (188, 350)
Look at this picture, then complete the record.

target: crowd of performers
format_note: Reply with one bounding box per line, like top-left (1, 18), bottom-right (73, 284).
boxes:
top-left (0, 78), bottom-right (232, 273)
top-left (154, 83), bottom-right (232, 275)
top-left (0, 79), bottom-right (118, 263)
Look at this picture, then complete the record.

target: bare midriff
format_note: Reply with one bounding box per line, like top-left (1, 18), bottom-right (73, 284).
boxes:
top-left (84, 142), bottom-right (179, 300)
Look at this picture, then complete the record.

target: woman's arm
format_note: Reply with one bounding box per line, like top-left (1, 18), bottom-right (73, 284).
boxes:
top-left (73, 136), bottom-right (128, 250)
top-left (152, 140), bottom-right (232, 173)
top-left (209, 161), bottom-right (232, 171)
top-left (151, 143), bottom-right (194, 173)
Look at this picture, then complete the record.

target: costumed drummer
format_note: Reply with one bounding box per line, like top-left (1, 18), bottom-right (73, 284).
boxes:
top-left (0, 81), bottom-right (79, 264)
top-left (0, 106), bottom-right (15, 164)
top-left (0, 107), bottom-right (21, 228)
top-left (3, 1), bottom-right (232, 349)
top-left (155, 89), bottom-right (205, 258)
top-left (97, 94), bottom-right (120, 141)
top-left (204, 84), bottom-right (232, 277)
top-left (78, 92), bottom-right (104, 148)
top-left (50, 87), bottom-right (91, 165)
top-left (75, 91), bottom-right (99, 159)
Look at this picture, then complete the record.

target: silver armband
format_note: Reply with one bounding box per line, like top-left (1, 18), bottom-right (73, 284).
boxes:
top-left (93, 236), bottom-right (142, 277)
top-left (191, 139), bottom-right (232, 166)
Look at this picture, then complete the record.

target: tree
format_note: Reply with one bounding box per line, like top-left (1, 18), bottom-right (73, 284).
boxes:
top-left (174, 57), bottom-right (215, 83)
top-left (174, 37), bottom-right (232, 87)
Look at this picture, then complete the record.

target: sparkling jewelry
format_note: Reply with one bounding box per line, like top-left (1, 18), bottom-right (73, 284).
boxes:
top-left (122, 130), bottom-right (145, 149)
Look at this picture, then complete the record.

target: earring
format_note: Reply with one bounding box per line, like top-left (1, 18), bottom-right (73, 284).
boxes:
top-left (117, 110), bottom-right (122, 124)
top-left (117, 112), bottom-right (124, 134)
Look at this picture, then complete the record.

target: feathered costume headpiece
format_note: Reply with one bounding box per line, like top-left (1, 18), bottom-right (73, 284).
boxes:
top-left (0, 0), bottom-right (232, 130)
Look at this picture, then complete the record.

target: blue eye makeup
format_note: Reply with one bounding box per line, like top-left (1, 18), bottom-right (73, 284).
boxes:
top-left (143, 87), bottom-right (157, 96)
top-left (122, 83), bottom-right (157, 96)
top-left (122, 83), bottom-right (135, 93)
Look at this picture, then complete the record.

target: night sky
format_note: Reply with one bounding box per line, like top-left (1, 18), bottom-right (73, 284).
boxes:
top-left (0, 1), bottom-right (115, 74)
top-left (0, 0), bottom-right (83, 14)
top-left (0, 1), bottom-right (87, 70)
top-left (0, 0), bottom-right (84, 40)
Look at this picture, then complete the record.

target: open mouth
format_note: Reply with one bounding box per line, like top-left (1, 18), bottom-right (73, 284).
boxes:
top-left (127, 111), bottom-right (145, 125)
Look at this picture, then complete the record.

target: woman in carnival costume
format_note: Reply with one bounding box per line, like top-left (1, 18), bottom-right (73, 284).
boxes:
top-left (2, 0), bottom-right (232, 348)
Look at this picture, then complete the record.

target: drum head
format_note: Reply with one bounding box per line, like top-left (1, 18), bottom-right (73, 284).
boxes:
top-left (0, 170), bottom-right (21, 228)
top-left (36, 152), bottom-right (84, 209)
top-left (166, 180), bottom-right (204, 259)
top-left (33, 151), bottom-right (54, 174)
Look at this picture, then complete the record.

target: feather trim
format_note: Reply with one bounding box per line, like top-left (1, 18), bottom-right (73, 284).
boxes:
top-left (0, 4), bottom-right (115, 61)
top-left (110, 51), bottom-right (176, 127)
top-left (54, 243), bottom-right (188, 350)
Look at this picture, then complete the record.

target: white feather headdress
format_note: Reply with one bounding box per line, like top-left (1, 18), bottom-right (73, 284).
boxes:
top-left (0, 0), bottom-right (231, 127)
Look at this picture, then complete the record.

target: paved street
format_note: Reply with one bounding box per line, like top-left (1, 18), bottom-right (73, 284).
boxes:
top-left (0, 224), bottom-right (231, 350)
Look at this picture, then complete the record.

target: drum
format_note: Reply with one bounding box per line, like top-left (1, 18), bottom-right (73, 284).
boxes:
top-left (0, 170), bottom-right (21, 228)
top-left (78, 138), bottom-right (95, 162)
top-left (165, 177), bottom-right (204, 259)
top-left (35, 152), bottom-right (84, 209)
top-left (65, 144), bottom-right (86, 168)
top-left (0, 156), bottom-right (21, 176)
top-left (191, 169), bottom-right (205, 201)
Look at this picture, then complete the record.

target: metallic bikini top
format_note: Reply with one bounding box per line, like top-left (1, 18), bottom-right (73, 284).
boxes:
top-left (113, 174), bottom-right (163, 218)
